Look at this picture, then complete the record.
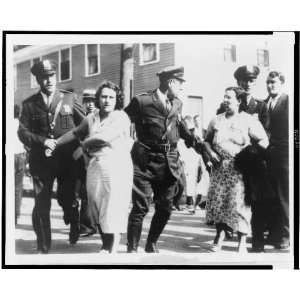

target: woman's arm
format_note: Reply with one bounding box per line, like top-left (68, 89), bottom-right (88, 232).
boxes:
top-left (56, 130), bottom-right (77, 146)
top-left (248, 117), bottom-right (269, 149)
top-left (57, 117), bottom-right (89, 146)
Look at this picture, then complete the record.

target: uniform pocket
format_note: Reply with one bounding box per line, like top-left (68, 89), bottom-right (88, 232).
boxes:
top-left (59, 111), bottom-right (74, 129)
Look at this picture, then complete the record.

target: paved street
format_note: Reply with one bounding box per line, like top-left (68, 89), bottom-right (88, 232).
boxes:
top-left (10, 193), bottom-right (292, 268)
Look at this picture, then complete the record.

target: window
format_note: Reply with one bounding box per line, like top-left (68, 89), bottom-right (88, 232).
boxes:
top-left (223, 44), bottom-right (237, 63)
top-left (139, 43), bottom-right (160, 65)
top-left (85, 44), bottom-right (100, 76)
top-left (59, 48), bottom-right (71, 81)
top-left (257, 49), bottom-right (269, 67)
top-left (30, 57), bottom-right (41, 88)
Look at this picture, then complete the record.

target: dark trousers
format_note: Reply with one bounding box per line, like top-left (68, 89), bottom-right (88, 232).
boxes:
top-left (76, 158), bottom-right (97, 233)
top-left (267, 146), bottom-right (289, 244)
top-left (15, 153), bottom-right (26, 224)
top-left (127, 152), bottom-right (178, 250)
top-left (30, 154), bottom-right (79, 250)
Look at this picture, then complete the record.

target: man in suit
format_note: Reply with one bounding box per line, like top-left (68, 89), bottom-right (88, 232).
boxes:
top-left (234, 65), bottom-right (269, 129)
top-left (265, 71), bottom-right (289, 249)
top-left (18, 60), bottom-right (85, 253)
top-left (125, 66), bottom-right (204, 253)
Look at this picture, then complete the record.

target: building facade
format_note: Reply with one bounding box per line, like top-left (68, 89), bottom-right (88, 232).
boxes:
top-left (13, 34), bottom-right (293, 130)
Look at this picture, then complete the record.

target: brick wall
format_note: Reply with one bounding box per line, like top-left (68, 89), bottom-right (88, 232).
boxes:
top-left (14, 43), bottom-right (175, 106)
top-left (133, 43), bottom-right (175, 95)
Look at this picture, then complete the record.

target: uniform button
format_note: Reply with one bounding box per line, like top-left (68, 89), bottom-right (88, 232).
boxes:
top-left (48, 113), bottom-right (52, 116)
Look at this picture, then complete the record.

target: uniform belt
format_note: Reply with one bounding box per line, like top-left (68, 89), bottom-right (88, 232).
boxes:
top-left (139, 141), bottom-right (177, 153)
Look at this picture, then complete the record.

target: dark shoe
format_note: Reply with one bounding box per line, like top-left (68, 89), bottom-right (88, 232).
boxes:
top-left (274, 241), bottom-right (290, 250)
top-left (127, 246), bottom-right (138, 253)
top-left (37, 245), bottom-right (49, 254)
top-left (79, 227), bottom-right (97, 237)
top-left (69, 223), bottom-right (80, 245)
top-left (250, 246), bottom-right (265, 253)
top-left (145, 242), bottom-right (159, 253)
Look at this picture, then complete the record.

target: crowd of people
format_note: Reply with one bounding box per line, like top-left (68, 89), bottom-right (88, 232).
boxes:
top-left (14, 59), bottom-right (290, 254)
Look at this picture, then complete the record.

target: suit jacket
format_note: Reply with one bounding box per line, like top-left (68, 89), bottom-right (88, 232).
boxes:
top-left (265, 93), bottom-right (289, 149)
top-left (125, 90), bottom-right (204, 179)
top-left (239, 95), bottom-right (269, 130)
top-left (18, 89), bottom-right (85, 174)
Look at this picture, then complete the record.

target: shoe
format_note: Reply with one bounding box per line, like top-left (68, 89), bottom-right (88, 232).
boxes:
top-left (189, 209), bottom-right (196, 215)
top-left (37, 245), bottom-right (49, 254)
top-left (250, 246), bottom-right (265, 253)
top-left (79, 228), bottom-right (97, 237)
top-left (174, 204), bottom-right (182, 211)
top-left (127, 248), bottom-right (138, 253)
top-left (210, 244), bottom-right (221, 252)
top-left (274, 242), bottom-right (290, 250)
top-left (145, 242), bottom-right (159, 253)
top-left (69, 223), bottom-right (80, 245)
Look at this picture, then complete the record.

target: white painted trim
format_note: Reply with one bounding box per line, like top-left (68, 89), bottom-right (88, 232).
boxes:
top-left (30, 56), bottom-right (42, 89)
top-left (58, 47), bottom-right (72, 82)
top-left (139, 43), bottom-right (160, 66)
top-left (14, 44), bottom-right (76, 64)
top-left (84, 44), bottom-right (101, 77)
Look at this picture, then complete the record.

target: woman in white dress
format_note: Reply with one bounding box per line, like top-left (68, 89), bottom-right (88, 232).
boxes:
top-left (56, 81), bottom-right (133, 253)
top-left (204, 87), bottom-right (269, 253)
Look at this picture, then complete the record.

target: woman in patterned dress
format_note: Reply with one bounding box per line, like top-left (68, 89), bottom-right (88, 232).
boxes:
top-left (56, 81), bottom-right (133, 253)
top-left (204, 87), bottom-right (268, 253)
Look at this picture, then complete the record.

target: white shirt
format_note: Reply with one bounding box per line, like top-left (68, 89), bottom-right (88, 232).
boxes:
top-left (268, 93), bottom-right (282, 111)
top-left (156, 88), bottom-right (171, 109)
top-left (40, 91), bottom-right (54, 107)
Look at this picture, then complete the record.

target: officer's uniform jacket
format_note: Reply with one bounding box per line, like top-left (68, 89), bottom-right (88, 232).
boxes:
top-left (125, 89), bottom-right (201, 180)
top-left (18, 89), bottom-right (85, 174)
top-left (239, 95), bottom-right (269, 130)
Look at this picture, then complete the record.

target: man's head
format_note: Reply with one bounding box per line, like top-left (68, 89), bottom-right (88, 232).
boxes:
top-left (234, 65), bottom-right (260, 95)
top-left (31, 60), bottom-right (57, 96)
top-left (266, 71), bottom-right (285, 97)
top-left (193, 114), bottom-right (201, 128)
top-left (157, 66), bottom-right (185, 99)
top-left (82, 89), bottom-right (96, 114)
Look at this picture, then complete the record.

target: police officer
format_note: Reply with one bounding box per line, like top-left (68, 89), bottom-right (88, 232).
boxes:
top-left (234, 65), bottom-right (269, 129)
top-left (18, 60), bottom-right (85, 253)
top-left (125, 66), bottom-right (204, 253)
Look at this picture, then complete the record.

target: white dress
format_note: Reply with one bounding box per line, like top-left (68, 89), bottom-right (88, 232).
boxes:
top-left (74, 109), bottom-right (133, 233)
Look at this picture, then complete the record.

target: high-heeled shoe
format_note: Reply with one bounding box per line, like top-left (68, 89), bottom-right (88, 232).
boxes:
top-left (211, 230), bottom-right (225, 252)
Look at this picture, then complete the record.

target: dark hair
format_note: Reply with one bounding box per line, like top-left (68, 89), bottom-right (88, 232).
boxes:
top-left (95, 80), bottom-right (124, 110)
top-left (225, 86), bottom-right (244, 102)
top-left (193, 114), bottom-right (200, 120)
top-left (14, 104), bottom-right (20, 119)
top-left (267, 71), bottom-right (285, 84)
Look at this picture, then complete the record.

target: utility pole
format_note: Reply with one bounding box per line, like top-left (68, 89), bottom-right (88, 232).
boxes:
top-left (121, 44), bottom-right (134, 107)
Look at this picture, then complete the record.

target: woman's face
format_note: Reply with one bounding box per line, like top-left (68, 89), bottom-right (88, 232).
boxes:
top-left (98, 87), bottom-right (117, 113)
top-left (223, 90), bottom-right (239, 114)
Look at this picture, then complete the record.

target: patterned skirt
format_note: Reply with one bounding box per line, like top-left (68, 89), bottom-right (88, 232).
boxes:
top-left (205, 146), bottom-right (251, 234)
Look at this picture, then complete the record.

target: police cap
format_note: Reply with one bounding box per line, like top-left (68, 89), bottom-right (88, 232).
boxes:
top-left (234, 65), bottom-right (260, 81)
top-left (82, 89), bottom-right (96, 102)
top-left (157, 66), bottom-right (185, 82)
top-left (31, 59), bottom-right (57, 78)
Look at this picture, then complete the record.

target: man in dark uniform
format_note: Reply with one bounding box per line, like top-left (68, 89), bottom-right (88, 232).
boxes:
top-left (125, 66), bottom-right (204, 253)
top-left (234, 65), bottom-right (269, 129)
top-left (265, 71), bottom-right (289, 250)
top-left (18, 60), bottom-right (85, 253)
top-left (234, 65), bottom-right (271, 252)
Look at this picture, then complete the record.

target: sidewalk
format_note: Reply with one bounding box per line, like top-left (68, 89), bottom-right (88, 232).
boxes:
top-left (11, 196), bottom-right (292, 268)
